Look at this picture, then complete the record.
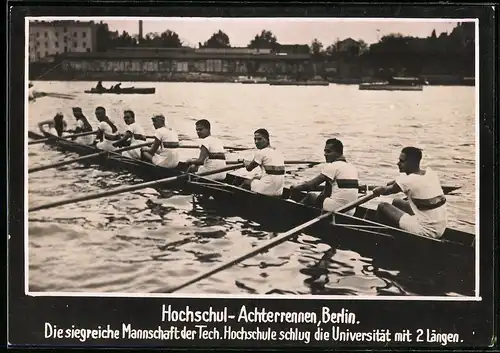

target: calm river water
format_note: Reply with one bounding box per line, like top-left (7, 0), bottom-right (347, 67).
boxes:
top-left (27, 81), bottom-right (476, 296)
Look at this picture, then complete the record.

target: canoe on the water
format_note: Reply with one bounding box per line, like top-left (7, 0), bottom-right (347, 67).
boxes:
top-left (84, 87), bottom-right (156, 94)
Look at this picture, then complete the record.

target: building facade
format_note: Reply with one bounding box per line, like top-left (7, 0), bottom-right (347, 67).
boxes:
top-left (29, 20), bottom-right (97, 62)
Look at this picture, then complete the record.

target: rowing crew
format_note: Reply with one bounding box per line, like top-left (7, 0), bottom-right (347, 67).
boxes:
top-left (38, 109), bottom-right (448, 239)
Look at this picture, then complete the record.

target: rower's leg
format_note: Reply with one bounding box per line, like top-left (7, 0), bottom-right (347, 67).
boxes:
top-left (299, 193), bottom-right (322, 206)
top-left (142, 150), bottom-right (154, 162)
top-left (239, 179), bottom-right (252, 190)
top-left (392, 198), bottom-right (414, 215)
top-left (376, 202), bottom-right (407, 227)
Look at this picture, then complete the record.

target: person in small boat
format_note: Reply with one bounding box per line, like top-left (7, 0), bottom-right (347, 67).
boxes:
top-left (372, 146), bottom-right (448, 239)
top-left (37, 112), bottom-right (69, 137)
top-left (95, 81), bottom-right (105, 91)
top-left (71, 107), bottom-right (94, 145)
top-left (289, 138), bottom-right (359, 216)
top-left (113, 83), bottom-right (122, 92)
top-left (186, 119), bottom-right (227, 181)
top-left (93, 106), bottom-right (120, 151)
top-left (141, 114), bottom-right (180, 168)
top-left (239, 128), bottom-right (285, 196)
top-left (113, 109), bottom-right (147, 159)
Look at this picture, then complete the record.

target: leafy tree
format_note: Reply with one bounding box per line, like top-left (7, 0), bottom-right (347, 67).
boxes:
top-left (201, 30), bottom-right (231, 48)
top-left (310, 38), bottom-right (323, 57)
top-left (247, 30), bottom-right (279, 51)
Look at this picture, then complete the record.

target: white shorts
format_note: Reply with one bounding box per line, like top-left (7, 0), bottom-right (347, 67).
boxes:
top-left (198, 165), bottom-right (226, 181)
top-left (152, 153), bottom-right (179, 169)
top-left (122, 148), bottom-right (141, 160)
top-left (250, 177), bottom-right (284, 196)
top-left (399, 214), bottom-right (445, 239)
top-left (75, 134), bottom-right (94, 146)
top-left (323, 197), bottom-right (356, 216)
top-left (96, 139), bottom-right (116, 152)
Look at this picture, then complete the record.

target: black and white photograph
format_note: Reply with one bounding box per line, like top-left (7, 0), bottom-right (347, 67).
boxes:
top-left (26, 16), bottom-right (479, 299)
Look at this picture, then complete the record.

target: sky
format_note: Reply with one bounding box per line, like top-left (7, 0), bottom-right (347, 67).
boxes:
top-left (99, 18), bottom-right (464, 47)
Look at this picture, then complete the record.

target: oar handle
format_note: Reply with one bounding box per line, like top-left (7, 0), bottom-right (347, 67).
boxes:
top-left (28, 141), bottom-right (152, 173)
top-left (160, 192), bottom-right (378, 294)
top-left (226, 160), bottom-right (321, 165)
top-left (144, 136), bottom-right (250, 151)
top-left (28, 163), bottom-right (245, 212)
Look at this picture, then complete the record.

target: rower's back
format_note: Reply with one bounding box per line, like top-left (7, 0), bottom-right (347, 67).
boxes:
top-left (199, 135), bottom-right (227, 181)
top-left (153, 126), bottom-right (180, 168)
top-left (322, 159), bottom-right (359, 216)
top-left (396, 168), bottom-right (448, 238)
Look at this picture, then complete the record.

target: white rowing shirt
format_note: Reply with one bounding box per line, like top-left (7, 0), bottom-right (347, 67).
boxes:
top-left (198, 135), bottom-right (227, 181)
top-left (250, 147), bottom-right (285, 196)
top-left (122, 122), bottom-right (146, 159)
top-left (98, 121), bottom-right (119, 139)
top-left (125, 122), bottom-right (146, 144)
top-left (96, 120), bottom-right (119, 151)
top-left (321, 159), bottom-right (359, 216)
top-left (75, 119), bottom-right (94, 145)
top-left (395, 168), bottom-right (448, 238)
top-left (152, 126), bottom-right (180, 168)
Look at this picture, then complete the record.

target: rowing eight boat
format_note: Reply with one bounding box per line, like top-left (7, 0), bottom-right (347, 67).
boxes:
top-left (28, 129), bottom-right (476, 294)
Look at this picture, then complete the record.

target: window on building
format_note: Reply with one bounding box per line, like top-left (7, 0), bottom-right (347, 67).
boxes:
top-left (37, 51), bottom-right (40, 58)
top-left (82, 42), bottom-right (86, 48)
top-left (55, 42), bottom-right (59, 48)
top-left (64, 47), bottom-right (68, 52)
top-left (64, 37), bottom-right (67, 43)
top-left (44, 42), bottom-right (48, 48)
top-left (73, 32), bottom-right (77, 38)
top-left (36, 41), bottom-right (39, 47)
top-left (63, 27), bottom-right (67, 33)
top-left (86, 48), bottom-right (90, 52)
top-left (45, 51), bottom-right (48, 56)
top-left (44, 32), bottom-right (48, 38)
top-left (36, 32), bottom-right (40, 37)
top-left (73, 42), bottom-right (77, 48)
top-left (82, 32), bottom-right (87, 38)
top-left (55, 32), bottom-right (59, 37)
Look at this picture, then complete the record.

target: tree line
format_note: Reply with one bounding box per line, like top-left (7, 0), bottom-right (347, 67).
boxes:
top-left (94, 22), bottom-right (474, 76)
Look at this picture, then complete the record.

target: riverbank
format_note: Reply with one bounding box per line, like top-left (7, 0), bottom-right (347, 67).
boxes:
top-left (29, 70), bottom-right (475, 86)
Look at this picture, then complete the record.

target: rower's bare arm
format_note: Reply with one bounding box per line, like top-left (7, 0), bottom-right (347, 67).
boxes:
top-left (187, 145), bottom-right (210, 165)
top-left (294, 174), bottom-right (327, 191)
top-left (373, 183), bottom-right (402, 196)
top-left (113, 131), bottom-right (132, 146)
top-left (37, 120), bottom-right (54, 128)
top-left (244, 160), bottom-right (259, 171)
top-left (144, 138), bottom-right (160, 154)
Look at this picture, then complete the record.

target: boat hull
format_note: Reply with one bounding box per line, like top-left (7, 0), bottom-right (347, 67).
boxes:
top-left (84, 87), bottom-right (156, 94)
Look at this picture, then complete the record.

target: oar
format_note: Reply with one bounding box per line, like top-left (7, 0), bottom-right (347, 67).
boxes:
top-left (28, 130), bottom-right (98, 145)
top-left (29, 163), bottom-right (245, 212)
top-left (306, 184), bottom-right (460, 194)
top-left (28, 141), bottom-right (153, 173)
top-left (143, 136), bottom-right (251, 151)
top-left (160, 192), bottom-right (378, 293)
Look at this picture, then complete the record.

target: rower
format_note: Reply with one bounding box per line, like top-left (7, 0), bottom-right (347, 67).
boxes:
top-left (239, 128), bottom-right (285, 196)
top-left (93, 106), bottom-right (120, 151)
top-left (114, 109), bottom-right (147, 159)
top-left (141, 114), bottom-right (180, 168)
top-left (372, 147), bottom-right (448, 239)
top-left (186, 119), bottom-right (227, 181)
top-left (37, 112), bottom-right (69, 137)
top-left (96, 81), bottom-right (104, 90)
top-left (289, 138), bottom-right (359, 216)
top-left (71, 107), bottom-right (94, 145)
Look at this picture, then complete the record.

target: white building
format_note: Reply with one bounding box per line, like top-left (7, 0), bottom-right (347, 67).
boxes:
top-left (29, 20), bottom-right (97, 62)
